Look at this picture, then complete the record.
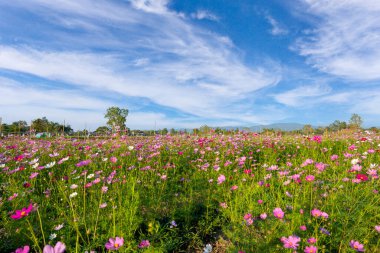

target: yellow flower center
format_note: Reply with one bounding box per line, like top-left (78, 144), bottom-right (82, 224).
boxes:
top-left (21, 211), bottom-right (26, 216)
top-left (115, 243), bottom-right (119, 248)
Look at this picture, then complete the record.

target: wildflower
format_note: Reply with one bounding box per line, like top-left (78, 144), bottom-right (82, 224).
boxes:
top-left (70, 184), bottom-right (78, 189)
top-left (300, 225), bottom-right (307, 231)
top-left (217, 174), bottom-right (226, 184)
top-left (100, 203), bottom-right (107, 208)
top-left (49, 233), bottom-right (57, 240)
top-left (128, 146), bottom-right (134, 150)
top-left (307, 237), bottom-right (317, 244)
top-left (273, 208), bottom-right (284, 219)
top-left (13, 246), bottom-right (30, 253)
top-left (281, 235), bottom-right (301, 249)
top-left (313, 135), bottom-right (322, 143)
top-left (138, 240), bottom-right (150, 248)
top-left (257, 199), bottom-right (263, 204)
top-left (319, 227), bottom-right (330, 235)
top-left (230, 185), bottom-right (238, 191)
top-left (105, 237), bottom-right (124, 250)
top-left (304, 245), bottom-right (318, 253)
top-left (102, 186), bottom-right (108, 193)
top-left (43, 242), bottom-right (66, 253)
top-left (305, 175), bottom-right (315, 182)
top-left (311, 209), bottom-right (322, 217)
top-left (356, 174), bottom-right (368, 181)
top-left (203, 244), bottom-right (212, 253)
top-left (170, 220), bottom-right (177, 228)
top-left (69, 192), bottom-right (78, 198)
top-left (110, 157), bottom-right (118, 163)
top-left (349, 240), bottom-right (365, 252)
top-left (54, 224), bottom-right (64, 231)
top-left (219, 202), bottom-right (228, 209)
top-left (87, 174), bottom-right (95, 179)
top-left (10, 203), bottom-right (33, 220)
top-left (260, 213), bottom-right (267, 220)
top-left (29, 172), bottom-right (39, 179)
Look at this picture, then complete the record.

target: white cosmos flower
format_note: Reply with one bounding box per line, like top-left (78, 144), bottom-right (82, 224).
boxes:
top-left (69, 192), bottom-right (78, 198)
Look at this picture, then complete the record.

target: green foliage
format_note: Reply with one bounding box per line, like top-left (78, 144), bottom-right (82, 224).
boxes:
top-left (104, 106), bottom-right (129, 131)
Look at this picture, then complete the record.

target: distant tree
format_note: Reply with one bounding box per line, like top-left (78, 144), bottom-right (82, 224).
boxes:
top-left (328, 120), bottom-right (347, 131)
top-left (302, 124), bottom-right (313, 135)
top-left (32, 117), bottom-right (50, 133)
top-left (200, 125), bottom-right (211, 134)
top-left (105, 107), bottom-right (129, 131)
top-left (161, 128), bottom-right (168, 135)
top-left (95, 126), bottom-right (110, 135)
top-left (349, 114), bottom-right (363, 129)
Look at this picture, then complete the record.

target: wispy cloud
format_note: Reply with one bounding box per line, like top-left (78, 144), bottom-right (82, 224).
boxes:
top-left (191, 10), bottom-right (219, 21)
top-left (265, 15), bottom-right (288, 36)
top-left (273, 84), bottom-right (331, 107)
top-left (294, 0), bottom-right (380, 81)
top-left (0, 0), bottom-right (282, 129)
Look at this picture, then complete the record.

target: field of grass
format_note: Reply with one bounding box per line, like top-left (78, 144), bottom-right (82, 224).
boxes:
top-left (1, 132), bottom-right (379, 252)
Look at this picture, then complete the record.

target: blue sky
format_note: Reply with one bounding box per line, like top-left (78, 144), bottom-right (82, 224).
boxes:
top-left (1, 0), bottom-right (380, 130)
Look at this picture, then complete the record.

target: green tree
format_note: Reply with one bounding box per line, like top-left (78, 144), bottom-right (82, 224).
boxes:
top-left (95, 126), bottom-right (110, 135)
top-left (349, 114), bottom-right (363, 129)
top-left (105, 107), bottom-right (129, 131)
top-left (328, 120), bottom-right (347, 131)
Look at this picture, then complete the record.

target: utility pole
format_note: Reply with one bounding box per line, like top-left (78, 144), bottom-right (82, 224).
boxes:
top-left (0, 117), bottom-right (2, 137)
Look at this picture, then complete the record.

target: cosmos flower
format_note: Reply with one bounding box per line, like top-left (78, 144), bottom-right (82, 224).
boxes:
top-left (43, 242), bottom-right (66, 253)
top-left (349, 240), bottom-right (365, 252)
top-left (13, 246), bottom-right (30, 253)
top-left (105, 237), bottom-right (124, 250)
top-left (10, 203), bottom-right (33, 220)
top-left (138, 240), bottom-right (150, 248)
top-left (273, 208), bottom-right (284, 219)
top-left (281, 235), bottom-right (301, 249)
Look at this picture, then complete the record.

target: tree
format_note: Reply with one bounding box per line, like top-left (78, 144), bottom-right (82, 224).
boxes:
top-left (105, 107), bottom-right (129, 131)
top-left (95, 126), bottom-right (110, 135)
top-left (302, 124), bottom-right (313, 135)
top-left (328, 120), bottom-right (347, 131)
top-left (349, 114), bottom-right (363, 129)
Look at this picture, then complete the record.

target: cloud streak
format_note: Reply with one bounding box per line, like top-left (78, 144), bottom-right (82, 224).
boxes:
top-left (294, 0), bottom-right (380, 81)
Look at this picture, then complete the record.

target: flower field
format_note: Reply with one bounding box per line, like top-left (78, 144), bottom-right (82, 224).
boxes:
top-left (1, 132), bottom-right (380, 252)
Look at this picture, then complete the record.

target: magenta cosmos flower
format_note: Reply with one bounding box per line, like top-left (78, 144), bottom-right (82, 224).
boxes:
top-left (273, 207), bottom-right (284, 219)
top-left (10, 203), bottom-right (33, 220)
top-left (105, 237), bottom-right (124, 250)
top-left (43, 242), bottom-right (66, 253)
top-left (13, 246), bottom-right (30, 253)
top-left (349, 240), bottom-right (365, 252)
top-left (304, 245), bottom-right (317, 253)
top-left (138, 240), bottom-right (150, 248)
top-left (280, 235), bottom-right (301, 249)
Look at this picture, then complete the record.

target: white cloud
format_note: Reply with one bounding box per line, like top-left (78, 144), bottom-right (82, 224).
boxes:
top-left (274, 84), bottom-right (331, 106)
top-left (265, 15), bottom-right (288, 36)
top-left (295, 0), bottom-right (380, 81)
top-left (191, 10), bottom-right (219, 21)
top-left (129, 0), bottom-right (170, 15)
top-left (0, 0), bottom-right (282, 127)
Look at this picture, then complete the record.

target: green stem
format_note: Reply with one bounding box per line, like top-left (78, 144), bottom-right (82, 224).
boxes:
top-left (36, 207), bottom-right (46, 246)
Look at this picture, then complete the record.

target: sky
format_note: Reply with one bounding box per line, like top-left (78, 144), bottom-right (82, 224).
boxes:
top-left (1, 0), bottom-right (380, 130)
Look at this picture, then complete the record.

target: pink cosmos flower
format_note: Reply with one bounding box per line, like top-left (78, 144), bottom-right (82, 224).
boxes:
top-left (311, 209), bottom-right (322, 218)
top-left (10, 203), bottom-right (33, 220)
top-left (105, 237), bottom-right (124, 250)
top-left (230, 185), bottom-right (238, 191)
top-left (217, 174), bottom-right (226, 184)
top-left (304, 245), bottom-right (318, 253)
top-left (43, 242), bottom-right (66, 253)
top-left (313, 135), bottom-right (322, 143)
top-left (307, 237), bottom-right (317, 244)
top-left (260, 213), bottom-right (267, 220)
top-left (305, 175), bottom-right (315, 182)
top-left (273, 207), bottom-right (284, 219)
top-left (110, 157), bottom-right (118, 163)
top-left (300, 225), bottom-right (307, 231)
top-left (330, 155), bottom-right (338, 161)
top-left (281, 235), bottom-right (301, 249)
top-left (375, 225), bottom-right (380, 233)
top-left (13, 246), bottom-right (30, 253)
top-left (138, 240), bottom-right (150, 248)
top-left (349, 240), bottom-right (365, 252)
